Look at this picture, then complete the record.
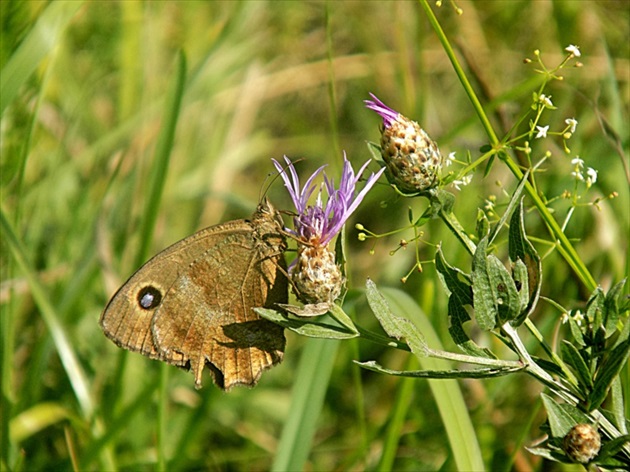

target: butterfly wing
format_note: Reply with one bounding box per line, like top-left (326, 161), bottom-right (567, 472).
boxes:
top-left (151, 226), bottom-right (287, 389)
top-left (99, 220), bottom-right (253, 365)
top-left (100, 216), bottom-right (288, 390)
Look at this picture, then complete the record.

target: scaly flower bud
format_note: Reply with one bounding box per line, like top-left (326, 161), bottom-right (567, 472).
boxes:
top-left (562, 423), bottom-right (601, 464)
top-left (273, 154), bottom-right (384, 307)
top-left (293, 244), bottom-right (343, 305)
top-left (365, 93), bottom-right (443, 194)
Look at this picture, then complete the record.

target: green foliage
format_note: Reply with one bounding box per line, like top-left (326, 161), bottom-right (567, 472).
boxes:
top-left (2, 1), bottom-right (628, 471)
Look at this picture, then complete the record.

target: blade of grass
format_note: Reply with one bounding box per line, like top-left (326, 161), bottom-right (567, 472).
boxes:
top-left (0, 206), bottom-right (116, 470)
top-left (418, 0), bottom-right (597, 293)
top-left (271, 338), bottom-right (339, 472)
top-left (135, 51), bottom-right (187, 266)
top-left (376, 356), bottom-right (418, 472)
top-left (1, 207), bottom-right (93, 418)
top-left (0, 1), bottom-right (85, 115)
top-left (136, 51), bottom-right (187, 470)
top-left (380, 287), bottom-right (485, 471)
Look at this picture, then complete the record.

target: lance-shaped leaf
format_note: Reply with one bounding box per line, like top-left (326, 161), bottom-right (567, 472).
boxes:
top-left (508, 198), bottom-right (542, 325)
top-left (487, 253), bottom-right (521, 324)
top-left (435, 248), bottom-right (495, 357)
top-left (488, 171), bottom-right (529, 245)
top-left (355, 360), bottom-right (523, 379)
top-left (512, 258), bottom-right (530, 315)
top-left (365, 279), bottom-right (428, 357)
top-left (472, 237), bottom-right (498, 331)
top-left (476, 209), bottom-right (490, 241)
top-left (561, 340), bottom-right (593, 393)
top-left (435, 246), bottom-right (473, 306)
top-left (255, 308), bottom-right (359, 340)
top-left (541, 393), bottom-right (591, 438)
top-left (447, 297), bottom-right (497, 359)
top-left (589, 338), bottom-right (630, 411)
top-left (603, 278), bottom-right (627, 336)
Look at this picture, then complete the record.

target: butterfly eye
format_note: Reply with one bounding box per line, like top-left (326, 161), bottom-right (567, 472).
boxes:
top-left (137, 286), bottom-right (162, 310)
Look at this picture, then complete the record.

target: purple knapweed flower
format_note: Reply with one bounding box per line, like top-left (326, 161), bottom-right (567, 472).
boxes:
top-left (365, 93), bottom-right (443, 194)
top-left (272, 154), bottom-right (384, 305)
top-left (272, 154), bottom-right (384, 246)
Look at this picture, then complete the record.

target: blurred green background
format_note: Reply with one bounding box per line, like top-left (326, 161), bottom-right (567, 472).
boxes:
top-left (1, 1), bottom-right (628, 470)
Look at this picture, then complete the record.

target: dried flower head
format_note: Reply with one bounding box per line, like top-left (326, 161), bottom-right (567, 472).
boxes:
top-left (562, 423), bottom-right (601, 464)
top-left (365, 93), bottom-right (443, 194)
top-left (273, 154), bottom-right (384, 305)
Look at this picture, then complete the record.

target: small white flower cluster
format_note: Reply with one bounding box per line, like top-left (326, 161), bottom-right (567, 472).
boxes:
top-left (444, 152), bottom-right (473, 191)
top-left (562, 309), bottom-right (585, 326)
top-left (539, 94), bottom-right (554, 108)
top-left (565, 118), bottom-right (578, 134)
top-left (535, 125), bottom-right (549, 138)
top-left (565, 44), bottom-right (581, 57)
top-left (571, 157), bottom-right (598, 187)
top-left (451, 174), bottom-right (473, 191)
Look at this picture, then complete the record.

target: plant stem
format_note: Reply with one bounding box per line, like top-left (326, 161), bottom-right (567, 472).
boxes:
top-left (419, 0), bottom-right (597, 293)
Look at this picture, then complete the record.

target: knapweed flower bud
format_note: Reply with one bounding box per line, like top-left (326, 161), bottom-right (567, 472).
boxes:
top-left (273, 154), bottom-right (384, 308)
top-left (365, 93), bottom-right (442, 194)
top-left (562, 423), bottom-right (601, 464)
top-left (293, 244), bottom-right (344, 305)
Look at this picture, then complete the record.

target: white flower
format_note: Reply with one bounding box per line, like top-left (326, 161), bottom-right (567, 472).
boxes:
top-left (565, 118), bottom-right (578, 133)
top-left (565, 44), bottom-right (581, 57)
top-left (571, 156), bottom-right (584, 168)
top-left (535, 125), bottom-right (549, 138)
top-left (586, 167), bottom-right (598, 186)
top-left (563, 310), bottom-right (584, 326)
top-left (539, 94), bottom-right (554, 107)
top-left (572, 170), bottom-right (584, 181)
top-left (445, 151), bottom-right (456, 167)
top-left (451, 174), bottom-right (472, 191)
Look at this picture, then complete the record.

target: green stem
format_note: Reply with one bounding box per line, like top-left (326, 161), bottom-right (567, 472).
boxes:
top-left (419, 0), bottom-right (597, 292)
top-left (501, 323), bottom-right (576, 404)
top-left (524, 318), bottom-right (579, 387)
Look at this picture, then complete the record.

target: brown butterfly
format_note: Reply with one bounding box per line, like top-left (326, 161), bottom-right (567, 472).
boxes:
top-left (99, 199), bottom-right (288, 390)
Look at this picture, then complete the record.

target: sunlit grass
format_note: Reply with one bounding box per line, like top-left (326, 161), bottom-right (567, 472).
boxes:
top-left (2, 1), bottom-right (628, 470)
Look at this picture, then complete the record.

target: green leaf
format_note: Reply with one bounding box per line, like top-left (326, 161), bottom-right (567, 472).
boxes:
top-left (488, 173), bottom-right (529, 245)
top-left (366, 140), bottom-right (383, 161)
top-left (255, 308), bottom-right (359, 340)
top-left (472, 237), bottom-right (497, 331)
top-left (603, 278), bottom-right (627, 336)
top-left (512, 258), bottom-right (530, 316)
top-left (508, 198), bottom-right (541, 325)
top-left (328, 303), bottom-right (359, 335)
top-left (589, 338), bottom-right (630, 411)
top-left (586, 287), bottom-right (606, 344)
top-left (355, 360), bottom-right (523, 379)
top-left (568, 315), bottom-right (586, 347)
top-left (610, 377), bottom-right (628, 434)
top-left (1, 1), bottom-right (85, 114)
top-left (272, 338), bottom-right (338, 472)
top-left (540, 393), bottom-right (590, 438)
top-left (376, 286), bottom-right (485, 471)
top-left (561, 340), bottom-right (593, 391)
top-left (365, 279), bottom-right (428, 357)
top-left (136, 52), bottom-right (187, 266)
top-left (524, 446), bottom-right (563, 463)
top-left (447, 297), bottom-right (496, 358)
top-left (435, 246), bottom-right (473, 306)
top-left (597, 433), bottom-right (630, 463)
top-left (487, 254), bottom-right (521, 323)
top-left (475, 209), bottom-right (489, 240)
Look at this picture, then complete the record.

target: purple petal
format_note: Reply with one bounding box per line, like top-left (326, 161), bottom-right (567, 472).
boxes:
top-left (364, 93), bottom-right (399, 128)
